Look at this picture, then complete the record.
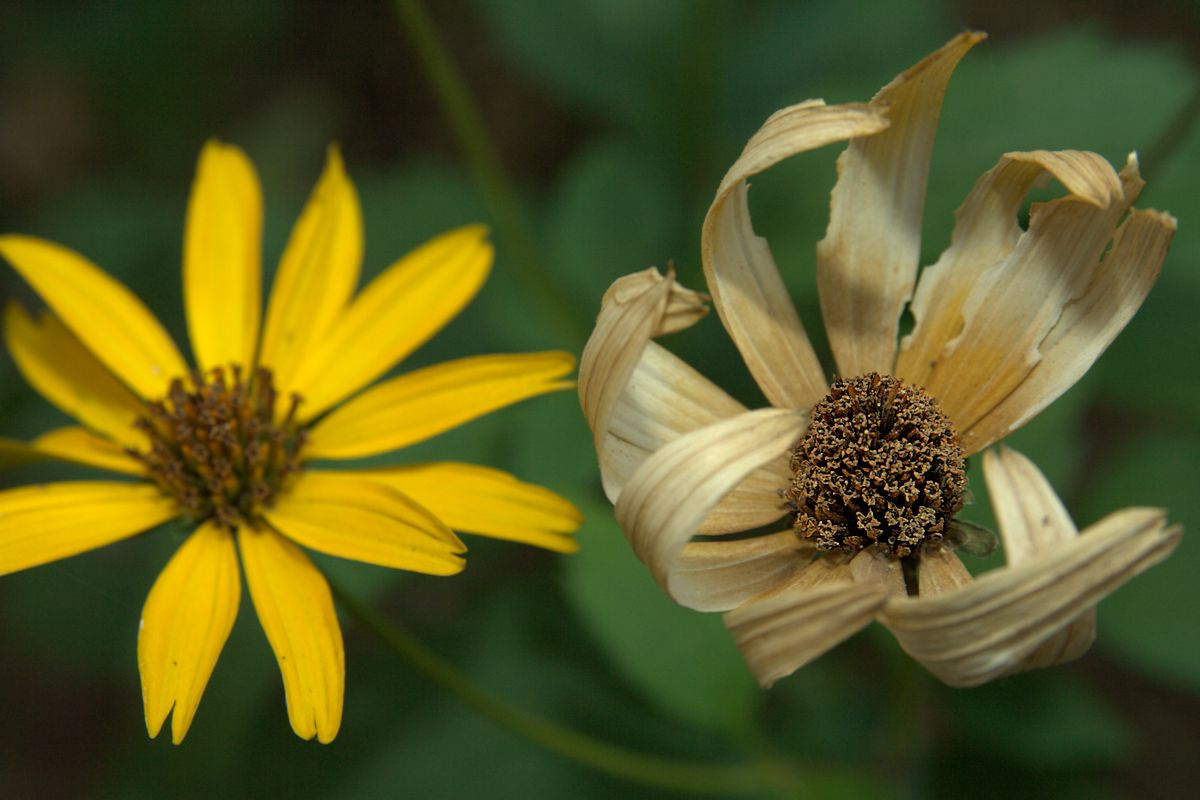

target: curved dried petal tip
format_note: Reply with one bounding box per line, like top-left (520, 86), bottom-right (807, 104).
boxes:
top-left (578, 267), bottom-right (709, 498)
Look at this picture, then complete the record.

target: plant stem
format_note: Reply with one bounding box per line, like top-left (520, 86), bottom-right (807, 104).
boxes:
top-left (392, 0), bottom-right (586, 346)
top-left (332, 580), bottom-right (805, 796)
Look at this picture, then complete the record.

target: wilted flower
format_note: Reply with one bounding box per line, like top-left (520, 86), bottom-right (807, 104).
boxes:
top-left (0, 142), bottom-right (581, 742)
top-left (579, 33), bottom-right (1180, 687)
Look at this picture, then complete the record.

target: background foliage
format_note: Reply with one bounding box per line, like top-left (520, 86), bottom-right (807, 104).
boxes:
top-left (2, 1), bottom-right (1198, 797)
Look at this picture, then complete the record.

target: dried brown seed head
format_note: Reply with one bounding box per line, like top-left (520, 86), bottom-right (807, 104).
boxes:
top-left (785, 373), bottom-right (966, 558)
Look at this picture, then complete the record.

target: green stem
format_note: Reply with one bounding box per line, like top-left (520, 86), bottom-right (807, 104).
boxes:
top-left (392, 0), bottom-right (586, 346)
top-left (332, 581), bottom-right (804, 796)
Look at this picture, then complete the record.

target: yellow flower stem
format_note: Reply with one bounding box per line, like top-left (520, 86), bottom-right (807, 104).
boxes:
top-left (392, 0), bottom-right (586, 347)
top-left (331, 580), bottom-right (808, 796)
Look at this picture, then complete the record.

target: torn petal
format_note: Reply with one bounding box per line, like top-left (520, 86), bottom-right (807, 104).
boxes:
top-left (702, 98), bottom-right (890, 408)
top-left (818, 32), bottom-right (984, 378)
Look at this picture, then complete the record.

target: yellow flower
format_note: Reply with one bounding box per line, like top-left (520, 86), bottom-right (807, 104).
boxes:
top-left (579, 33), bottom-right (1180, 687)
top-left (0, 142), bottom-right (582, 743)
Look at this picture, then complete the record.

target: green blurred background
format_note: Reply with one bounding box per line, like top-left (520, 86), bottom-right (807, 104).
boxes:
top-left (2, 1), bottom-right (1198, 797)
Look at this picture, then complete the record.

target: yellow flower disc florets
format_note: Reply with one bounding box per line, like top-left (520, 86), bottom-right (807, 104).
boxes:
top-left (785, 372), bottom-right (967, 559)
top-left (129, 366), bottom-right (306, 529)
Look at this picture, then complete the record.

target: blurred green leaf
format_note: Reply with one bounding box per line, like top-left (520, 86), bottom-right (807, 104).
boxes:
top-left (562, 502), bottom-right (758, 735)
top-left (1078, 434), bottom-right (1200, 691)
top-left (545, 141), bottom-right (680, 309)
top-left (947, 671), bottom-right (1129, 768)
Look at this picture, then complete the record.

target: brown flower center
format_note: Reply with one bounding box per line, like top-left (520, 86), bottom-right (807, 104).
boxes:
top-left (784, 373), bottom-right (966, 558)
top-left (128, 366), bottom-right (306, 529)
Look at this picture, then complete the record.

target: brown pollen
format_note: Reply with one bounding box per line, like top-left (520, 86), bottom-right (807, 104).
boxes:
top-left (784, 373), bottom-right (966, 558)
top-left (128, 366), bottom-right (306, 529)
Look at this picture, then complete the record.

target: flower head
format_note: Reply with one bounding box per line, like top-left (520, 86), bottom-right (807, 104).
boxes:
top-left (0, 142), bottom-right (582, 742)
top-left (579, 33), bottom-right (1181, 687)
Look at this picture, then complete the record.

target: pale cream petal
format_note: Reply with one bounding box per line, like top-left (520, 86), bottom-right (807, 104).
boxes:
top-left (724, 553), bottom-right (891, 687)
top-left (670, 531), bottom-right (810, 612)
top-left (578, 267), bottom-right (711, 498)
top-left (898, 150), bottom-right (1124, 390)
top-left (603, 342), bottom-right (792, 534)
top-left (702, 102), bottom-right (890, 408)
top-left (286, 225), bottom-right (492, 420)
top-left (577, 269), bottom-right (790, 533)
top-left (351, 462), bottom-right (581, 553)
top-left (982, 446), bottom-right (1077, 564)
top-left (4, 303), bottom-right (146, 449)
top-left (960, 203), bottom-right (1174, 453)
top-left (815, 32), bottom-right (983, 377)
top-left (263, 471), bottom-right (464, 575)
top-left (0, 235), bottom-right (188, 400)
top-left (979, 446), bottom-right (1094, 670)
top-left (0, 482), bottom-right (178, 576)
top-left (260, 147), bottom-right (363, 395)
top-left (613, 408), bottom-right (808, 611)
top-left (903, 155), bottom-right (1146, 450)
top-left (184, 141), bottom-right (262, 373)
top-left (916, 545), bottom-right (973, 596)
top-left (33, 427), bottom-right (144, 475)
top-left (139, 521), bottom-right (240, 744)
top-left (239, 527), bottom-right (344, 743)
top-left (305, 352), bottom-right (574, 459)
top-left (881, 507), bottom-right (1180, 687)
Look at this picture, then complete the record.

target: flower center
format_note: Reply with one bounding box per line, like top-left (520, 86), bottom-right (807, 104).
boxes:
top-left (129, 366), bottom-right (306, 529)
top-left (784, 372), bottom-right (966, 559)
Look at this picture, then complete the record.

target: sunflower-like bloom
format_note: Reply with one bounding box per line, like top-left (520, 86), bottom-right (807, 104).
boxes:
top-left (0, 142), bottom-right (582, 743)
top-left (579, 33), bottom-right (1181, 688)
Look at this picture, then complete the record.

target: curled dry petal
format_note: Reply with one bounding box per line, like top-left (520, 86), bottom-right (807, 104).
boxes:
top-left (898, 152), bottom-right (1170, 453)
top-left (725, 550), bottom-right (894, 687)
top-left (702, 101), bottom-right (889, 410)
top-left (578, 268), bottom-right (710, 498)
top-left (817, 31), bottom-right (984, 378)
top-left (614, 408), bottom-right (807, 611)
top-left (882, 506), bottom-right (1180, 687)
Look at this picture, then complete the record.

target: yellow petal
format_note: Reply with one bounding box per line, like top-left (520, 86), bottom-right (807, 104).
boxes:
top-left (702, 101), bottom-right (888, 409)
top-left (260, 146), bottom-right (362, 395)
top-left (33, 427), bottom-right (144, 475)
top-left (0, 235), bottom-right (188, 400)
top-left (287, 225), bottom-right (493, 420)
top-left (238, 527), bottom-right (343, 743)
top-left (614, 407), bottom-right (808, 610)
top-left (0, 437), bottom-right (44, 469)
top-left (139, 521), bottom-right (240, 744)
top-left (0, 482), bottom-right (177, 576)
top-left (881, 507), bottom-right (1179, 686)
top-left (578, 268), bottom-right (712, 499)
top-left (305, 351), bottom-right (575, 460)
top-left (263, 471), bottom-right (464, 574)
top-left (184, 141), bottom-right (263, 372)
top-left (4, 303), bottom-right (146, 449)
top-left (352, 462), bottom-right (581, 553)
top-left (724, 553), bottom-right (892, 687)
top-left (816, 31), bottom-right (984, 377)
top-left (906, 155), bottom-right (1145, 449)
